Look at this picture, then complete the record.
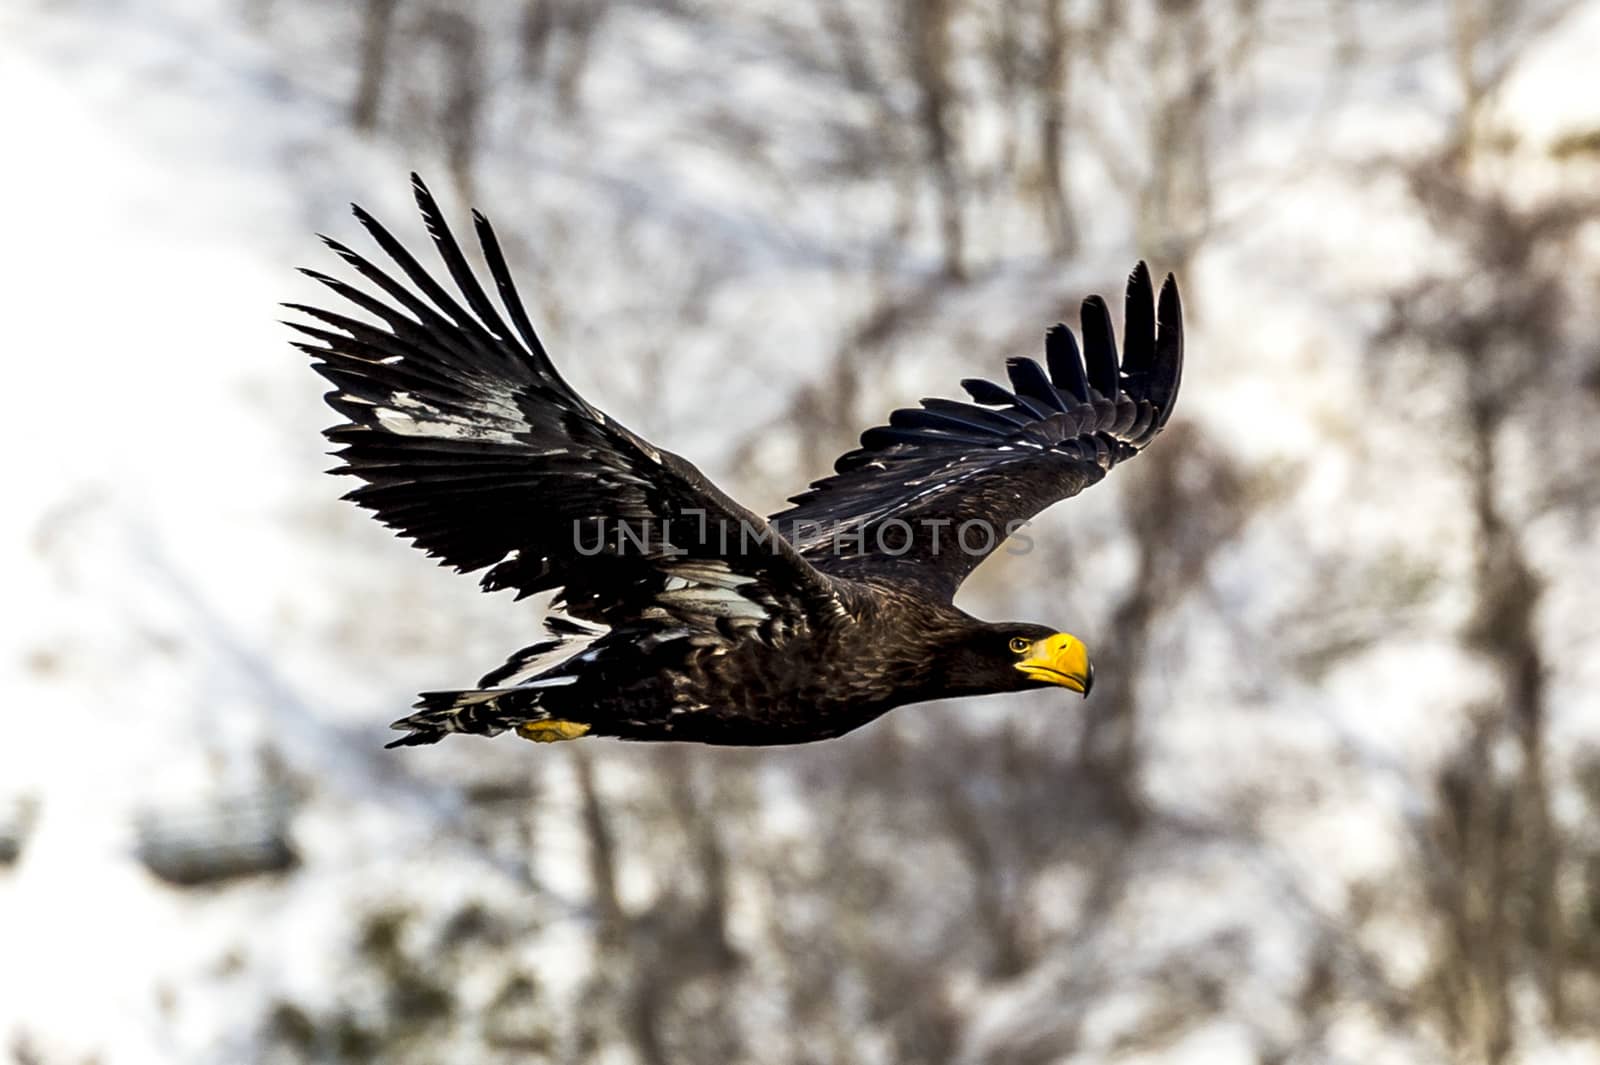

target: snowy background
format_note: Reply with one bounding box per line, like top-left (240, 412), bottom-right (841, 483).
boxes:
top-left (4, 0), bottom-right (1600, 1062)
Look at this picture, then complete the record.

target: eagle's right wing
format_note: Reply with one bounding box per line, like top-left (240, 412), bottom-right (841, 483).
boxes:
top-left (769, 264), bottom-right (1183, 601)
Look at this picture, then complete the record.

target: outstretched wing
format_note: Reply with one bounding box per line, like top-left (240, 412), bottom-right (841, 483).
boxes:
top-left (769, 264), bottom-right (1182, 600)
top-left (289, 174), bottom-right (840, 644)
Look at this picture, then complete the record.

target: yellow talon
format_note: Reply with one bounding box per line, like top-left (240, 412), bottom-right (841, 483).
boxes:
top-left (516, 719), bottom-right (592, 743)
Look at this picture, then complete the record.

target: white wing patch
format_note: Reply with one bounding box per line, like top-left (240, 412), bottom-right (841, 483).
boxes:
top-left (646, 559), bottom-right (782, 630)
top-left (372, 389), bottom-right (525, 443)
top-left (656, 584), bottom-right (770, 621)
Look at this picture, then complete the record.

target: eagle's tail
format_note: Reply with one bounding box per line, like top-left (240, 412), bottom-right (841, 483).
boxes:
top-left (388, 616), bottom-right (604, 747)
top-left (384, 677), bottom-right (577, 748)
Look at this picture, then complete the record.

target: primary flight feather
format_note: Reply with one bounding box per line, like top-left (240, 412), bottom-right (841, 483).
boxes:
top-left (290, 175), bottom-right (1183, 747)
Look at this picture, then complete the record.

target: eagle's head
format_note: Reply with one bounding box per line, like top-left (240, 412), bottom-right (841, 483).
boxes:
top-left (937, 622), bottom-right (1094, 698)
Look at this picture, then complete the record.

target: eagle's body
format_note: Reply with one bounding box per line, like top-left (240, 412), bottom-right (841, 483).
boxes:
top-left (453, 580), bottom-right (1047, 746)
top-left (290, 176), bottom-right (1183, 748)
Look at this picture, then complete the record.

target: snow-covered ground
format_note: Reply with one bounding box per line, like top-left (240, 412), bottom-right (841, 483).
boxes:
top-left (4, 0), bottom-right (1599, 1062)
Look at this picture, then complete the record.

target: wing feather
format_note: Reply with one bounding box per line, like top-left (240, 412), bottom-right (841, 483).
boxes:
top-left (1045, 324), bottom-right (1091, 402)
top-left (1120, 261), bottom-right (1157, 379)
top-left (472, 207), bottom-right (562, 379)
top-left (1080, 294), bottom-right (1119, 398)
top-left (961, 377), bottom-right (1022, 407)
top-left (1005, 357), bottom-right (1071, 413)
top-left (920, 396), bottom-right (1035, 430)
top-left (1152, 275), bottom-right (1185, 429)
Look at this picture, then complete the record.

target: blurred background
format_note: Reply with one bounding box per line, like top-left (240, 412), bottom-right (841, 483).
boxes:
top-left (4, 0), bottom-right (1600, 1062)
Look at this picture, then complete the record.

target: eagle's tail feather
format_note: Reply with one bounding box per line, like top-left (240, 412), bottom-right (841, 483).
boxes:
top-left (384, 679), bottom-right (574, 748)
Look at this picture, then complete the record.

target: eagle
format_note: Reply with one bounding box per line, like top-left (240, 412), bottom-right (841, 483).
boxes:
top-left (288, 176), bottom-right (1183, 748)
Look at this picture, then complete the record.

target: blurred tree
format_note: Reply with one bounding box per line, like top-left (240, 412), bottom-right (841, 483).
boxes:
top-left (1375, 154), bottom-right (1600, 1061)
top-left (1348, 4), bottom-right (1600, 1058)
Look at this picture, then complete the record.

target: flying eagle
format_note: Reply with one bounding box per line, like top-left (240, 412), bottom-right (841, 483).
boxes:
top-left (289, 176), bottom-right (1183, 748)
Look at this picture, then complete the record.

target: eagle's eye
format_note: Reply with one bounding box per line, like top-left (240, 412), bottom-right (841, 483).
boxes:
top-left (1008, 636), bottom-right (1030, 654)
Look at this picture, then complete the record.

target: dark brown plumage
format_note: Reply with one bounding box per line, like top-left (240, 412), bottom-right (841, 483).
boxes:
top-left (289, 175), bottom-right (1181, 748)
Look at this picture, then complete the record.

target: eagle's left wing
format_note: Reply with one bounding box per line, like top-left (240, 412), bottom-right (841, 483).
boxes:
top-left (288, 175), bottom-right (841, 649)
top-left (769, 264), bottom-right (1182, 601)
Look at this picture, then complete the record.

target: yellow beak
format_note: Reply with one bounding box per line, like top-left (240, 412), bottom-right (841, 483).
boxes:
top-left (1015, 633), bottom-right (1094, 696)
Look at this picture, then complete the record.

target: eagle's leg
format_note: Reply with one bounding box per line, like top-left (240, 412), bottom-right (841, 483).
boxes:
top-left (516, 720), bottom-right (592, 743)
